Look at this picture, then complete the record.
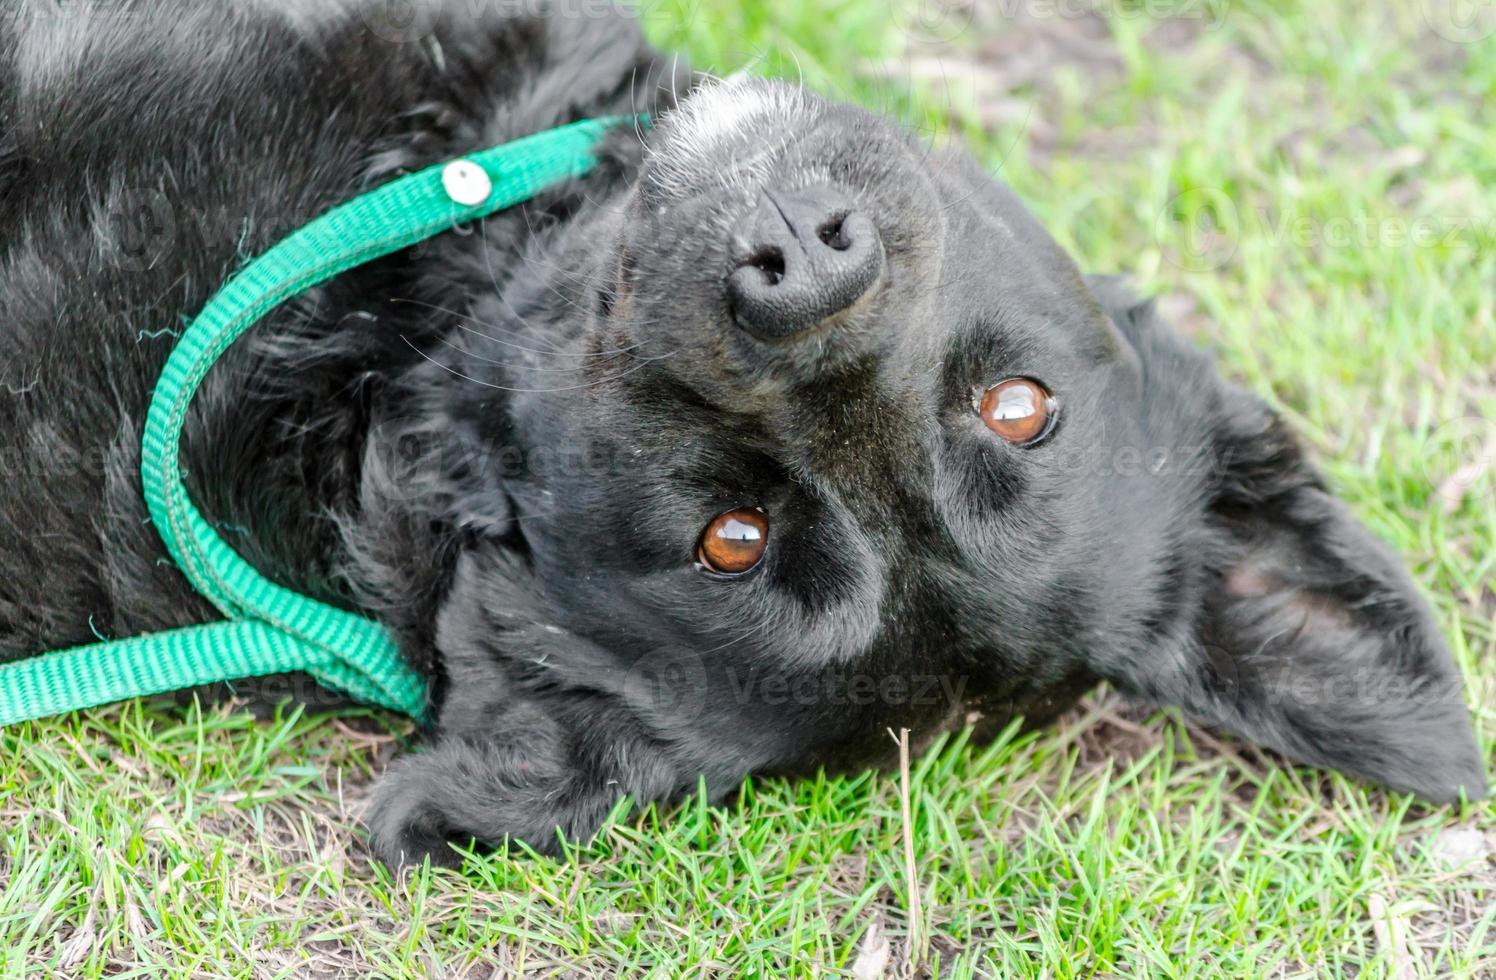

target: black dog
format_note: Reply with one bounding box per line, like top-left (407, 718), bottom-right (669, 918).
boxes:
top-left (0, 0), bottom-right (1484, 867)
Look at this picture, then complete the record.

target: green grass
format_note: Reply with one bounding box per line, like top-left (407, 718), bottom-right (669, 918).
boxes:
top-left (4, 0), bottom-right (1495, 975)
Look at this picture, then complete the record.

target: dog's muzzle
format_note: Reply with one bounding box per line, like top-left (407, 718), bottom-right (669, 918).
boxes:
top-left (726, 185), bottom-right (885, 339)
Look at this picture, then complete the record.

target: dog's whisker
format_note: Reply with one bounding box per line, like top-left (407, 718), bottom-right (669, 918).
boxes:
top-left (629, 65), bottom-right (650, 147)
top-left (432, 334), bottom-right (653, 375)
top-left (403, 337), bottom-right (676, 394)
top-left (480, 217), bottom-right (587, 351)
top-left (397, 294), bottom-right (658, 355)
top-left (392, 298), bottom-right (561, 350)
top-left (451, 322), bottom-right (647, 359)
top-left (507, 209), bottom-right (636, 313)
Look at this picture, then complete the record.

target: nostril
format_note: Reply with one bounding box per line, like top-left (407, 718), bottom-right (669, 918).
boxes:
top-left (817, 213), bottom-right (851, 251)
top-left (746, 246), bottom-right (785, 285)
top-left (727, 186), bottom-right (884, 340)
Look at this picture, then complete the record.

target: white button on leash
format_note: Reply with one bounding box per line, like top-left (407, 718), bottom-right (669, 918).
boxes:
top-left (441, 160), bottom-right (492, 206)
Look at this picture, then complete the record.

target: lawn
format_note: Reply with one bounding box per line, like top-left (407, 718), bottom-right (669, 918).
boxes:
top-left (3, 0), bottom-right (1494, 975)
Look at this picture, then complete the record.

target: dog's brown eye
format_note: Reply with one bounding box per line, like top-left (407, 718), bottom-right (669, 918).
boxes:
top-left (979, 378), bottom-right (1055, 445)
top-left (697, 508), bottom-right (769, 575)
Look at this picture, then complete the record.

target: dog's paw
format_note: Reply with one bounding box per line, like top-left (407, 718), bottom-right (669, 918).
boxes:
top-left (365, 756), bottom-right (484, 869)
top-left (363, 709), bottom-right (639, 869)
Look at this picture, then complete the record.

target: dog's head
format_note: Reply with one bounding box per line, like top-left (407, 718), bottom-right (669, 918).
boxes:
top-left (371, 77), bottom-right (1483, 865)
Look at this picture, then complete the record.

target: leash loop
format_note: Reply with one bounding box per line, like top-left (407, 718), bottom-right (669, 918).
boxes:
top-left (0, 116), bottom-right (634, 727)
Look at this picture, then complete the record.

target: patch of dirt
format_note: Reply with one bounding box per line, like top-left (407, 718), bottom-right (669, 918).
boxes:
top-left (897, 0), bottom-right (1256, 161)
top-left (1402, 825), bottom-right (1496, 976)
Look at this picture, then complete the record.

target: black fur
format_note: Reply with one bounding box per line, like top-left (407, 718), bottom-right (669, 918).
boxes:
top-left (0, 0), bottom-right (1484, 868)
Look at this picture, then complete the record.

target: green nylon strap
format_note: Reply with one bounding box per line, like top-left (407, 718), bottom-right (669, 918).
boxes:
top-left (0, 115), bottom-right (635, 728)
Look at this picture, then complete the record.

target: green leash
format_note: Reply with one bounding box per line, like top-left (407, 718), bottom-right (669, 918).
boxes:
top-left (0, 116), bottom-right (636, 728)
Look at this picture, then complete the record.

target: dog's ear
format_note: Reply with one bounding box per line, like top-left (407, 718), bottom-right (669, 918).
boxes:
top-left (1089, 279), bottom-right (1486, 802)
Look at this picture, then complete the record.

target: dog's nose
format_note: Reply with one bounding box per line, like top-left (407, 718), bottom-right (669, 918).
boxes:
top-left (727, 187), bottom-right (884, 339)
